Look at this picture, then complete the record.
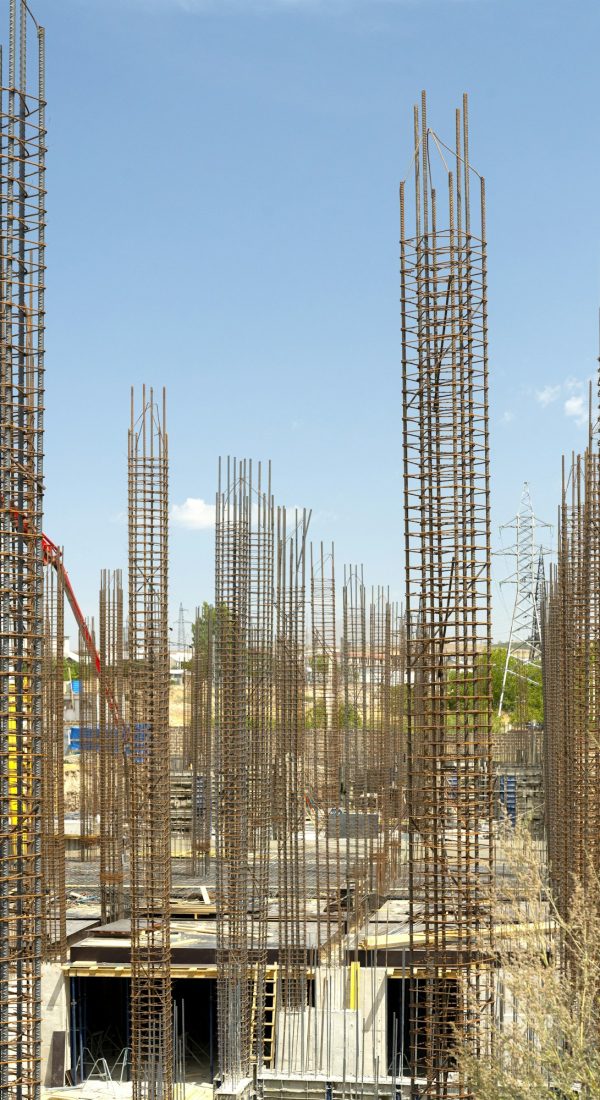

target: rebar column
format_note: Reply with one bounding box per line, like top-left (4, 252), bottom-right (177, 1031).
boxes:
top-left (128, 387), bottom-right (172, 1100)
top-left (99, 569), bottom-right (125, 924)
top-left (400, 91), bottom-right (494, 1098)
top-left (214, 458), bottom-right (274, 1081)
top-left (41, 555), bottom-right (66, 961)
top-left (78, 617), bottom-right (99, 858)
top-left (189, 604), bottom-right (213, 876)
top-left (0, 4), bottom-right (45, 1095)
top-left (542, 401), bottom-right (600, 923)
top-left (308, 543), bottom-right (342, 958)
top-left (274, 506), bottom-right (309, 1013)
top-left (340, 566), bottom-right (373, 921)
top-left (246, 465), bottom-right (274, 1070)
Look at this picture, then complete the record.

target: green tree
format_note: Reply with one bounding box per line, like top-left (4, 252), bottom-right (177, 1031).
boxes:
top-left (491, 645), bottom-right (543, 724)
top-left (64, 657), bottom-right (80, 681)
top-left (188, 602), bottom-right (218, 674)
top-left (338, 702), bottom-right (362, 729)
top-left (306, 700), bottom-right (328, 729)
top-left (309, 653), bottom-right (329, 685)
top-left (191, 601), bottom-right (215, 655)
top-left (443, 647), bottom-right (543, 724)
top-left (389, 684), bottom-right (405, 720)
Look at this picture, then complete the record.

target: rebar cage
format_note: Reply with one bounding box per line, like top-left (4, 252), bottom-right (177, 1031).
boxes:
top-left (128, 388), bottom-right (173, 1100)
top-left (0, 3), bottom-right (45, 1096)
top-left (400, 92), bottom-right (494, 1098)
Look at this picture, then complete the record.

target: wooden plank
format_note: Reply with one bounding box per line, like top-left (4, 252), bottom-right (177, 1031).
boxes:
top-left (49, 1031), bottom-right (66, 1087)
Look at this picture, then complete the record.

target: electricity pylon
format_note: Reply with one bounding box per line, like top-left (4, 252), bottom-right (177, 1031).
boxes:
top-left (497, 484), bottom-right (551, 718)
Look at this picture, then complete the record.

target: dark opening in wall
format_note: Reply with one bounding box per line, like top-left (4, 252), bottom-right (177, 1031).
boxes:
top-left (172, 977), bottom-right (218, 1082)
top-left (387, 977), bottom-right (410, 1076)
top-left (69, 976), bottom-right (129, 1084)
top-left (69, 976), bottom-right (219, 1085)
top-left (387, 976), bottom-right (459, 1077)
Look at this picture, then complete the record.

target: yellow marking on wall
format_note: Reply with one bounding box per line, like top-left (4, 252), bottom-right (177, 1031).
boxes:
top-left (349, 960), bottom-right (360, 1010)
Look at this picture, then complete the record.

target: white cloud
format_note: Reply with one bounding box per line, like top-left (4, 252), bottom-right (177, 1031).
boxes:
top-left (501, 410), bottom-right (514, 424)
top-left (564, 394), bottom-right (588, 429)
top-left (170, 497), bottom-right (216, 529)
top-left (534, 376), bottom-right (592, 429)
top-left (535, 384), bottom-right (560, 407)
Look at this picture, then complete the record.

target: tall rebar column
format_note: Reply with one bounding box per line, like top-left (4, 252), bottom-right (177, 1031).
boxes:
top-left (0, 4), bottom-right (45, 1095)
top-left (340, 566), bottom-right (373, 922)
top-left (274, 507), bottom-right (309, 1012)
top-left (41, 555), bottom-right (66, 961)
top-left (79, 617), bottom-right (99, 858)
top-left (128, 387), bottom-right (172, 1100)
top-left (543, 404), bottom-right (600, 922)
top-left (308, 544), bottom-right (342, 958)
top-left (247, 467), bottom-right (275, 1071)
top-left (99, 569), bottom-right (125, 924)
top-left (214, 459), bottom-right (274, 1082)
top-left (400, 92), bottom-right (494, 1098)
top-left (189, 604), bottom-right (213, 876)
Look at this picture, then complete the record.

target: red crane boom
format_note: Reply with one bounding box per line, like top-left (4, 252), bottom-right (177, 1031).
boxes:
top-left (42, 533), bottom-right (100, 676)
top-left (2, 496), bottom-right (121, 725)
top-left (42, 532), bottom-right (120, 724)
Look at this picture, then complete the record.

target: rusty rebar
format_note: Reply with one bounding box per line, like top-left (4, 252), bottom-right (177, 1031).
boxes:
top-left (99, 568), bottom-right (125, 924)
top-left (0, 5), bottom-right (46, 1094)
top-left (543, 399), bottom-right (600, 924)
top-left (41, 552), bottom-right (66, 961)
top-left (274, 505), bottom-right (309, 1012)
top-left (128, 386), bottom-right (172, 1100)
top-left (189, 604), bottom-right (213, 876)
top-left (401, 91), bottom-right (494, 1097)
top-left (79, 617), bottom-right (99, 859)
top-left (214, 458), bottom-right (274, 1081)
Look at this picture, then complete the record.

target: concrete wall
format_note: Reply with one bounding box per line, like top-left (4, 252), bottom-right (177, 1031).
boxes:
top-left (274, 967), bottom-right (387, 1079)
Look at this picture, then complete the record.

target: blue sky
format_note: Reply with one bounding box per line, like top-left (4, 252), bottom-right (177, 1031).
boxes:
top-left (39, 0), bottom-right (600, 642)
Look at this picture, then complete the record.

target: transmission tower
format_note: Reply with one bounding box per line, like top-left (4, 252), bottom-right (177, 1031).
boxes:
top-left (176, 601), bottom-right (188, 651)
top-left (497, 483), bottom-right (551, 717)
